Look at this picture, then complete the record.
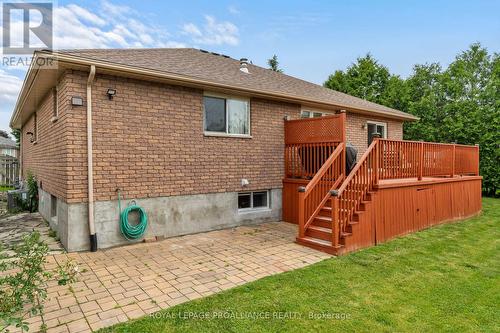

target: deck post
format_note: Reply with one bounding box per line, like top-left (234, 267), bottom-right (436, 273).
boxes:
top-left (330, 190), bottom-right (340, 248)
top-left (284, 116), bottom-right (288, 178)
top-left (339, 110), bottom-right (347, 175)
top-left (284, 148), bottom-right (288, 179)
top-left (475, 144), bottom-right (480, 176)
top-left (298, 186), bottom-right (306, 238)
top-left (451, 143), bottom-right (456, 177)
top-left (418, 141), bottom-right (424, 180)
top-left (374, 138), bottom-right (380, 184)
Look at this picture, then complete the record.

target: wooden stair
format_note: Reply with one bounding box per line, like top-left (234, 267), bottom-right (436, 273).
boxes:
top-left (296, 190), bottom-right (376, 255)
top-left (294, 139), bottom-right (380, 256)
top-left (293, 136), bottom-right (481, 256)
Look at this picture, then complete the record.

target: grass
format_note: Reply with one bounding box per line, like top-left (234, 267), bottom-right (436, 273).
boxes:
top-left (0, 185), bottom-right (13, 192)
top-left (100, 198), bottom-right (499, 333)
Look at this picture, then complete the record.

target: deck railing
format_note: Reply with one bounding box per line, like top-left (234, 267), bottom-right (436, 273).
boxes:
top-left (378, 139), bottom-right (421, 179)
top-left (314, 139), bottom-right (479, 247)
top-left (335, 140), bottom-right (379, 240)
top-left (285, 113), bottom-right (345, 179)
top-left (378, 139), bottom-right (480, 180)
top-left (285, 143), bottom-right (340, 179)
top-left (286, 112), bottom-right (481, 248)
top-left (297, 143), bottom-right (344, 238)
top-left (454, 144), bottom-right (480, 176)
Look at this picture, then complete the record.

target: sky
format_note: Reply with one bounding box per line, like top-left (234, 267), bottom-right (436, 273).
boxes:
top-left (0, 0), bottom-right (499, 136)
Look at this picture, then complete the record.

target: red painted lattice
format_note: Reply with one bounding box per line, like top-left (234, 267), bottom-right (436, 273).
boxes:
top-left (284, 115), bottom-right (344, 145)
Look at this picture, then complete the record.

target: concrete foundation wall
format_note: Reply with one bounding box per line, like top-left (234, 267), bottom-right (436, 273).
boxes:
top-left (41, 188), bottom-right (282, 252)
top-left (38, 189), bottom-right (52, 226)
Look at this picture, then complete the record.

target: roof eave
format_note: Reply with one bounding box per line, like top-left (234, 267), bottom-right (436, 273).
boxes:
top-left (9, 52), bottom-right (42, 129)
top-left (11, 50), bottom-right (419, 127)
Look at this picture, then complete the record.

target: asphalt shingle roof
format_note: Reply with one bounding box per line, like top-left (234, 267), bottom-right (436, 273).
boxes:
top-left (59, 48), bottom-right (415, 120)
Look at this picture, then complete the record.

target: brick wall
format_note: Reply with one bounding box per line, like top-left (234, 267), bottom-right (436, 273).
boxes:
top-left (21, 78), bottom-right (72, 200)
top-left (346, 112), bottom-right (403, 155)
top-left (42, 70), bottom-right (302, 203)
top-left (21, 70), bottom-right (404, 204)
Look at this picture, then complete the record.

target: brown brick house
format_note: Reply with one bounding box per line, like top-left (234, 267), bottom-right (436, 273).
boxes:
top-left (11, 48), bottom-right (421, 252)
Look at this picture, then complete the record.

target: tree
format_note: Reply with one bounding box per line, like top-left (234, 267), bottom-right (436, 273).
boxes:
top-left (437, 44), bottom-right (499, 195)
top-left (0, 130), bottom-right (9, 139)
top-left (403, 63), bottom-right (446, 142)
top-left (267, 55), bottom-right (283, 73)
top-left (11, 129), bottom-right (20, 144)
top-left (323, 44), bottom-right (500, 196)
top-left (324, 54), bottom-right (405, 107)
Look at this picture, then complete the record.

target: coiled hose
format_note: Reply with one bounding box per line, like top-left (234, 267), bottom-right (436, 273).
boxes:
top-left (117, 190), bottom-right (148, 240)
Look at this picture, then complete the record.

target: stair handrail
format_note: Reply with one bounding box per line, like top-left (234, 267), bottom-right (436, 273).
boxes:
top-left (304, 143), bottom-right (345, 193)
top-left (305, 137), bottom-right (479, 250)
top-left (298, 143), bottom-right (345, 238)
top-left (334, 139), bottom-right (380, 243)
top-left (337, 140), bottom-right (379, 196)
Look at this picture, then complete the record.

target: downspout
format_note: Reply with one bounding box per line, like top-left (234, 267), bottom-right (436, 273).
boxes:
top-left (87, 65), bottom-right (97, 251)
top-left (19, 132), bottom-right (22, 181)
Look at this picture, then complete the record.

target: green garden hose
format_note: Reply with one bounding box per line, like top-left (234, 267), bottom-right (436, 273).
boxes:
top-left (117, 190), bottom-right (148, 240)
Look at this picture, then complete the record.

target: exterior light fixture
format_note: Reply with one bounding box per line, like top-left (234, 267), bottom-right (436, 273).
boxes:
top-left (71, 96), bottom-right (84, 106)
top-left (26, 131), bottom-right (34, 143)
top-left (106, 88), bottom-right (117, 100)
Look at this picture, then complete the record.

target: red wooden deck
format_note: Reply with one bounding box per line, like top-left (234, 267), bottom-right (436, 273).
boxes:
top-left (377, 175), bottom-right (481, 187)
top-left (282, 115), bottom-right (482, 255)
top-left (339, 175), bottom-right (482, 254)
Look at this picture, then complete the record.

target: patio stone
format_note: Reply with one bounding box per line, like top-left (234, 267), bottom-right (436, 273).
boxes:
top-left (0, 212), bottom-right (64, 257)
top-left (4, 217), bottom-right (330, 332)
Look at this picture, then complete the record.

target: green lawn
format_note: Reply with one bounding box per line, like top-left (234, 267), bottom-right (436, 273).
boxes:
top-left (0, 185), bottom-right (13, 192)
top-left (100, 198), bottom-right (499, 333)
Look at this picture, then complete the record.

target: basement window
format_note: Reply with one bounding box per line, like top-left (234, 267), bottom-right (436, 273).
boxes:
top-left (238, 191), bottom-right (270, 211)
top-left (50, 194), bottom-right (57, 218)
top-left (203, 94), bottom-right (250, 137)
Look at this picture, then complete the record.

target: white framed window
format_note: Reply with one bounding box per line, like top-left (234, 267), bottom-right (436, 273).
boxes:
top-left (238, 190), bottom-right (270, 211)
top-left (367, 121), bottom-right (387, 145)
top-left (203, 93), bottom-right (250, 137)
top-left (300, 109), bottom-right (333, 119)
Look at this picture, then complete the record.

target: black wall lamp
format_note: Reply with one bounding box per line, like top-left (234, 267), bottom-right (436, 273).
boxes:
top-left (106, 88), bottom-right (117, 100)
top-left (26, 131), bottom-right (34, 143)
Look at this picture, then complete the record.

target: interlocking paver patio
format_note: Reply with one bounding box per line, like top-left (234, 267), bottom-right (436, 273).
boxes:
top-left (10, 221), bottom-right (330, 332)
top-left (0, 212), bottom-right (64, 257)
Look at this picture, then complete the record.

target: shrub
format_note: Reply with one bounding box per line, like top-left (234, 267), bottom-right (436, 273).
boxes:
top-left (25, 172), bottom-right (38, 213)
top-left (0, 232), bottom-right (79, 332)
